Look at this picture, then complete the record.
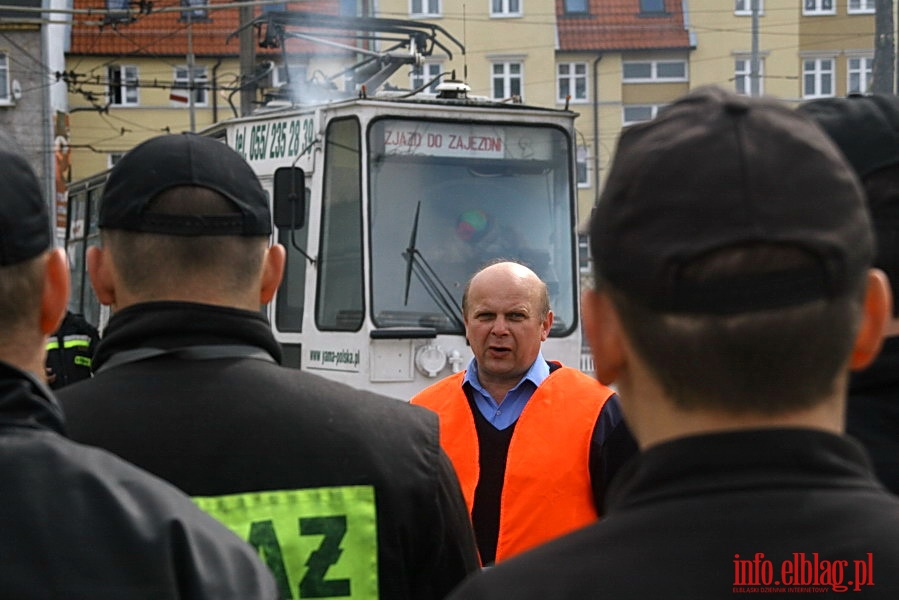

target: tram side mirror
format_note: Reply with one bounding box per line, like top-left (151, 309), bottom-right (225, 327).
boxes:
top-left (273, 167), bottom-right (306, 230)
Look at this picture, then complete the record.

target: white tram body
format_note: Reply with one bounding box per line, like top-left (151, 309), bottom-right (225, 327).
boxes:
top-left (65, 15), bottom-right (585, 400)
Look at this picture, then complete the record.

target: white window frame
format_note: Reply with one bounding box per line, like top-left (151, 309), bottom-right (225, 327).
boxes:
top-left (802, 57), bottom-right (835, 99)
top-left (848, 0), bottom-right (875, 14)
top-left (578, 233), bottom-right (591, 274)
top-left (0, 53), bottom-right (10, 105)
top-left (490, 0), bottom-right (521, 18)
top-left (847, 55), bottom-right (873, 94)
top-left (803, 0), bottom-right (835, 15)
top-left (557, 62), bottom-right (588, 103)
top-left (108, 152), bottom-right (125, 169)
top-left (272, 63), bottom-right (308, 88)
top-left (576, 145), bottom-right (590, 188)
top-left (735, 0), bottom-right (764, 15)
top-left (491, 61), bottom-right (523, 100)
top-left (622, 60), bottom-right (687, 83)
top-left (410, 0), bottom-right (440, 17)
top-left (623, 104), bottom-right (663, 126)
top-left (734, 56), bottom-right (764, 96)
top-left (411, 62), bottom-right (443, 93)
top-left (172, 65), bottom-right (208, 106)
top-left (108, 64), bottom-right (139, 106)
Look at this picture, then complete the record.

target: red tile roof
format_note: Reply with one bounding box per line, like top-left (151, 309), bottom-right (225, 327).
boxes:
top-left (70, 0), bottom-right (343, 57)
top-left (557, 0), bottom-right (692, 52)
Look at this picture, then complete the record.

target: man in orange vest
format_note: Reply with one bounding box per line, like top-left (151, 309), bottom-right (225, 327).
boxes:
top-left (412, 260), bottom-right (636, 565)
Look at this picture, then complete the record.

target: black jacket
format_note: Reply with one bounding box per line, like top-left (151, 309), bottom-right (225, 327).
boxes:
top-left (45, 311), bottom-right (100, 389)
top-left (0, 361), bottom-right (277, 599)
top-left (450, 429), bottom-right (899, 599)
top-left (59, 301), bottom-right (479, 600)
top-left (848, 335), bottom-right (899, 494)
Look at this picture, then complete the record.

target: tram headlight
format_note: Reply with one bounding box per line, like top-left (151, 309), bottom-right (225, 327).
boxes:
top-left (415, 343), bottom-right (447, 378)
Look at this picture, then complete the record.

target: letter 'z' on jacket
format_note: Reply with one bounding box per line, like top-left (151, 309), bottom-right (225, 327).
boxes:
top-left (412, 364), bottom-right (613, 562)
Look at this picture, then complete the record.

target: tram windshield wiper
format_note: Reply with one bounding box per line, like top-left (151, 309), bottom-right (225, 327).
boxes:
top-left (402, 202), bottom-right (465, 332)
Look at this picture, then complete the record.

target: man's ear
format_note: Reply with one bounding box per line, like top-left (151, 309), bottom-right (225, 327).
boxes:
top-left (850, 268), bottom-right (892, 371)
top-left (40, 249), bottom-right (70, 335)
top-left (86, 245), bottom-right (117, 307)
top-left (581, 288), bottom-right (626, 386)
top-left (259, 243), bottom-right (286, 305)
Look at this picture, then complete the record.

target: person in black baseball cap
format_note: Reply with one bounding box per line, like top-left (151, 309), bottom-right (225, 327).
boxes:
top-left (58, 131), bottom-right (479, 598)
top-left (448, 86), bottom-right (899, 599)
top-left (0, 135), bottom-right (279, 597)
top-left (799, 93), bottom-right (899, 495)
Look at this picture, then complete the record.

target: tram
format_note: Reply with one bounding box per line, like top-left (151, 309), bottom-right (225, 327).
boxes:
top-left (64, 13), bottom-right (584, 400)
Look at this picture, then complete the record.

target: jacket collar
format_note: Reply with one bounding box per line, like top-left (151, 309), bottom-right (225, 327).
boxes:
top-left (0, 361), bottom-right (65, 434)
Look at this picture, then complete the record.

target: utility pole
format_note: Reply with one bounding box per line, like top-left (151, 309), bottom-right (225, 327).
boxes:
top-left (750, 0), bottom-right (760, 96)
top-left (187, 13), bottom-right (196, 132)
top-left (873, 0), bottom-right (894, 94)
top-left (239, 2), bottom-right (256, 116)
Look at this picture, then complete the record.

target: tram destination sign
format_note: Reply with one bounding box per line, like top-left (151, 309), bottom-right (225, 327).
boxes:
top-left (380, 121), bottom-right (555, 161)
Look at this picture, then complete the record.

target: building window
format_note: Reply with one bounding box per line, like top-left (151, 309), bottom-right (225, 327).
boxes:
top-left (735, 0), bottom-right (763, 14)
top-left (491, 0), bottom-right (521, 18)
top-left (557, 62), bottom-right (588, 103)
top-left (848, 56), bottom-right (873, 94)
top-left (623, 104), bottom-right (662, 125)
top-left (411, 62), bottom-right (443, 93)
top-left (803, 0), bottom-right (834, 15)
top-left (803, 58), bottom-right (834, 98)
top-left (108, 152), bottom-right (125, 169)
top-left (848, 0), bottom-right (875, 14)
top-left (563, 0), bottom-right (588, 14)
top-left (492, 62), bottom-right (522, 99)
top-left (0, 53), bottom-right (9, 104)
top-left (734, 57), bottom-right (764, 95)
top-left (578, 233), bottom-right (591, 273)
top-left (639, 0), bottom-right (665, 13)
top-left (172, 66), bottom-right (208, 105)
top-left (576, 145), bottom-right (590, 188)
top-left (411, 0), bottom-right (440, 17)
top-left (180, 0), bottom-right (208, 21)
top-left (622, 60), bottom-right (687, 82)
top-left (108, 65), bottom-right (139, 106)
top-left (105, 0), bottom-right (130, 23)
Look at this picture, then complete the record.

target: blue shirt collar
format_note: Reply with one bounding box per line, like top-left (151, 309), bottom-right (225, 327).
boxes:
top-left (463, 351), bottom-right (550, 430)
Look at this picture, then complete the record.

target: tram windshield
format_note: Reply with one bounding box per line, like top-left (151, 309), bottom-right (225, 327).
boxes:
top-left (368, 119), bottom-right (577, 336)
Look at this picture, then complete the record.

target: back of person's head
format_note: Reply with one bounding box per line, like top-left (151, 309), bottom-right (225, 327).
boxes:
top-left (588, 86), bottom-right (875, 413)
top-left (97, 133), bottom-right (274, 300)
top-left (0, 134), bottom-right (64, 355)
top-left (798, 94), bottom-right (899, 318)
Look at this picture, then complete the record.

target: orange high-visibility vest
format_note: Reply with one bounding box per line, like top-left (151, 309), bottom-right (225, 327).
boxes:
top-left (412, 364), bottom-right (614, 562)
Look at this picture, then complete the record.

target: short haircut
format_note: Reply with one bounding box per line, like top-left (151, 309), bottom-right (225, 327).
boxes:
top-left (862, 164), bottom-right (899, 317)
top-left (0, 254), bottom-right (45, 338)
top-left (598, 243), bottom-right (867, 413)
top-left (102, 186), bottom-right (269, 298)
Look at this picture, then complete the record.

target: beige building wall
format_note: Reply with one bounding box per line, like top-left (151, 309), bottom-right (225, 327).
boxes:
top-left (377, 0), bottom-right (557, 106)
top-left (687, 0), bottom-right (800, 101)
top-left (799, 0), bottom-right (881, 99)
top-left (67, 56), bottom-right (241, 180)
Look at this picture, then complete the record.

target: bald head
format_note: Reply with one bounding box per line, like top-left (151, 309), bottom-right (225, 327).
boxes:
top-left (463, 262), bottom-right (550, 320)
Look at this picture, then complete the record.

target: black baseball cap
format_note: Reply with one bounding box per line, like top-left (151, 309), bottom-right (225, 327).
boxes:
top-left (0, 135), bottom-right (52, 266)
top-left (590, 85), bottom-right (873, 315)
top-left (100, 133), bottom-right (271, 236)
top-left (798, 94), bottom-right (899, 179)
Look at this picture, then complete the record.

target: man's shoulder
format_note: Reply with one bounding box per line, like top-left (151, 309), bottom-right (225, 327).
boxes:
top-left (411, 371), bottom-right (465, 407)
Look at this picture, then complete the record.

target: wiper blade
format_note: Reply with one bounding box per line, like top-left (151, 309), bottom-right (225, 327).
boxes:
top-left (402, 202), bottom-right (464, 331)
